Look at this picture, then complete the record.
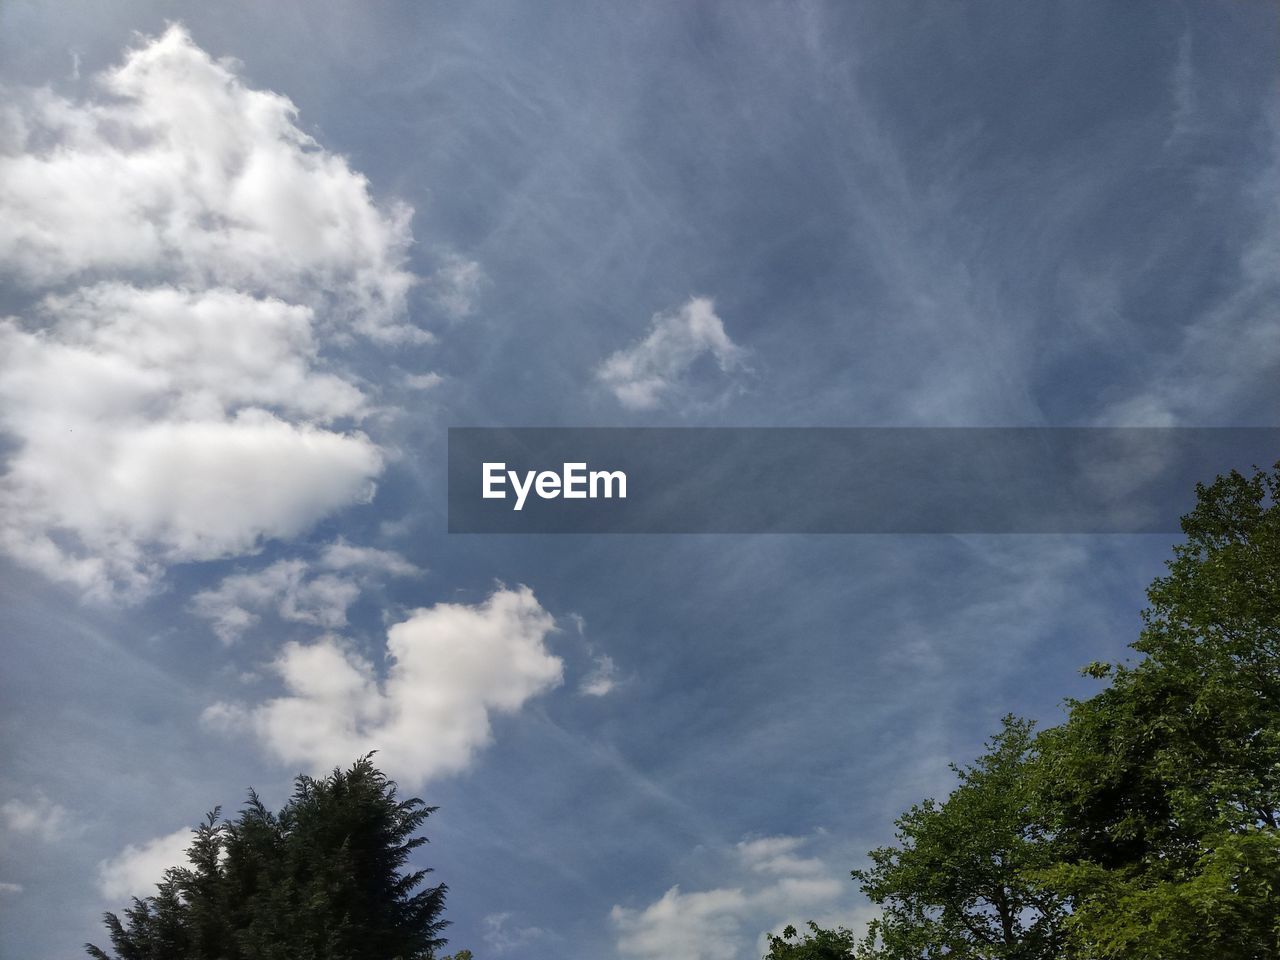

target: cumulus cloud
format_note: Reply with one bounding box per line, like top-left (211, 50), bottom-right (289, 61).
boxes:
top-left (191, 540), bottom-right (420, 643)
top-left (596, 297), bottom-right (745, 411)
top-left (0, 26), bottom-right (416, 336)
top-left (97, 826), bottom-right (193, 901)
top-left (611, 834), bottom-right (850, 960)
top-left (1, 794), bottom-right (75, 843)
top-left (0, 26), bottom-right (421, 599)
top-left (204, 586), bottom-right (563, 788)
top-left (0, 882), bottom-right (23, 896)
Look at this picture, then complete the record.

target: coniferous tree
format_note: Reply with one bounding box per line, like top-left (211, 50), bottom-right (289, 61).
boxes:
top-left (87, 755), bottom-right (448, 960)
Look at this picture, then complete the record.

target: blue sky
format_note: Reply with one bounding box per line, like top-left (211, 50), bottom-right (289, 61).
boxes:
top-left (0, 2), bottom-right (1276, 958)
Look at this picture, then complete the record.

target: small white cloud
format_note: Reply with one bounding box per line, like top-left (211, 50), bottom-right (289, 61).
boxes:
top-left (205, 586), bottom-right (563, 788)
top-left (612, 834), bottom-right (851, 960)
top-left (0, 882), bottom-right (23, 895)
top-left (580, 653), bottom-right (619, 697)
top-left (1, 794), bottom-right (74, 843)
top-left (191, 541), bottom-right (419, 643)
top-left (431, 252), bottom-right (486, 320)
top-left (737, 836), bottom-right (825, 877)
top-left (613, 886), bottom-right (751, 960)
top-left (404, 372), bottom-right (444, 391)
top-left (596, 297), bottom-right (745, 411)
top-left (482, 912), bottom-right (548, 953)
top-left (191, 560), bottom-right (347, 643)
top-left (97, 827), bottom-right (193, 901)
top-left (317, 539), bottom-right (419, 576)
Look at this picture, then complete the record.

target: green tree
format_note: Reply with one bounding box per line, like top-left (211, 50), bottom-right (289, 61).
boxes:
top-left (1034, 465), bottom-right (1280, 959)
top-left (87, 755), bottom-right (449, 960)
top-left (852, 717), bottom-right (1068, 960)
top-left (764, 922), bottom-right (857, 960)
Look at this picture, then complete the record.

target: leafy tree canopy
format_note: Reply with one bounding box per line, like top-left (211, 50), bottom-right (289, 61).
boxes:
top-left (764, 922), bottom-right (857, 960)
top-left (852, 717), bottom-right (1068, 960)
top-left (1034, 465), bottom-right (1280, 958)
top-left (778, 464), bottom-right (1280, 960)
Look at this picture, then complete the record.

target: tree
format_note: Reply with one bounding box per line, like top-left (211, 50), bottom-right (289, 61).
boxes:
top-left (87, 755), bottom-right (449, 960)
top-left (764, 922), bottom-right (857, 960)
top-left (851, 717), bottom-right (1069, 960)
top-left (1034, 465), bottom-right (1280, 959)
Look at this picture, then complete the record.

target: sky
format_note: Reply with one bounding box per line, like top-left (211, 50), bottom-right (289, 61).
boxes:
top-left (0, 2), bottom-right (1277, 958)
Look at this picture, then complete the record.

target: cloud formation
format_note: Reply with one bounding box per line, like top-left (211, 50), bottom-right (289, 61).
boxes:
top-left (204, 586), bottom-right (563, 788)
top-left (191, 540), bottom-right (419, 644)
top-left (596, 297), bottom-right (745, 411)
top-left (611, 834), bottom-right (850, 960)
top-left (431, 252), bottom-right (486, 320)
top-left (0, 26), bottom-right (420, 599)
top-left (0, 26), bottom-right (416, 337)
top-left (482, 912), bottom-right (550, 954)
top-left (1, 794), bottom-right (74, 843)
top-left (97, 827), bottom-right (193, 901)
top-left (580, 653), bottom-right (619, 697)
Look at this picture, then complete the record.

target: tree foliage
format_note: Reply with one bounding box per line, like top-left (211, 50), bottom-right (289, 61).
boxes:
top-left (87, 755), bottom-right (449, 960)
top-left (1034, 465), bottom-right (1280, 958)
top-left (852, 718), bottom-right (1068, 960)
top-left (778, 465), bottom-right (1280, 960)
top-left (764, 922), bottom-right (858, 960)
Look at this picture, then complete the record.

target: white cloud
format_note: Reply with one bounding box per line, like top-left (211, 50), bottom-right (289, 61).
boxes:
top-left (404, 372), bottom-right (444, 391)
top-left (614, 886), bottom-right (751, 960)
top-left (0, 882), bottom-right (23, 896)
top-left (0, 25), bottom-right (416, 338)
top-left (97, 826), bottom-right (193, 901)
top-left (580, 653), bottom-right (619, 697)
top-left (191, 540), bottom-right (419, 643)
top-left (1, 795), bottom-right (74, 842)
top-left (596, 297), bottom-right (745, 411)
top-left (611, 834), bottom-right (851, 960)
top-left (204, 586), bottom-right (563, 788)
top-left (317, 539), bottom-right (419, 576)
top-left (0, 26), bottom-right (421, 600)
top-left (482, 912), bottom-right (549, 953)
top-left (736, 836), bottom-right (826, 877)
top-left (431, 252), bottom-right (486, 320)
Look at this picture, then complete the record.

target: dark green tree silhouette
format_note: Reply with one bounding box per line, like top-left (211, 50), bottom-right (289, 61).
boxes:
top-left (87, 755), bottom-right (448, 960)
